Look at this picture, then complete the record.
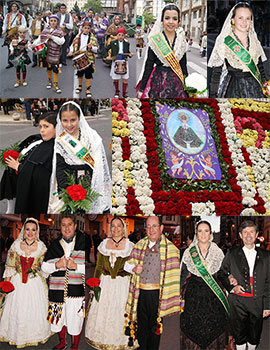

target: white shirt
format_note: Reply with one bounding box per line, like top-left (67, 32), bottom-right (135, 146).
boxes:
top-left (118, 40), bottom-right (124, 54)
top-left (59, 13), bottom-right (73, 30)
top-left (124, 240), bottom-right (156, 274)
top-left (3, 12), bottom-right (27, 31)
top-left (41, 237), bottom-right (85, 275)
top-left (243, 246), bottom-right (257, 277)
top-left (33, 27), bottom-right (65, 47)
top-left (69, 33), bottom-right (98, 54)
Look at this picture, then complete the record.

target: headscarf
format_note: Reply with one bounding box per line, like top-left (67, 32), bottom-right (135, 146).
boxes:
top-left (109, 217), bottom-right (127, 237)
top-left (137, 4), bottom-right (187, 84)
top-left (48, 101), bottom-right (112, 214)
top-left (208, 2), bottom-right (267, 69)
top-left (18, 217), bottom-right (40, 241)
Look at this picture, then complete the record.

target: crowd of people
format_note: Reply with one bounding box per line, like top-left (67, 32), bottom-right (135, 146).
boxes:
top-left (1, 2), bottom-right (135, 97)
top-left (1, 216), bottom-right (268, 350)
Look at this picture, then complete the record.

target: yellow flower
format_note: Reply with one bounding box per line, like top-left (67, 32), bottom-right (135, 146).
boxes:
top-left (119, 120), bottom-right (127, 128)
top-left (124, 160), bottom-right (132, 169)
top-left (112, 111), bottom-right (118, 120)
top-left (229, 98), bottom-right (270, 113)
top-left (262, 131), bottom-right (270, 148)
top-left (126, 179), bottom-right (135, 187)
top-left (238, 129), bottom-right (257, 148)
top-left (246, 166), bottom-right (256, 188)
top-left (112, 128), bottom-right (121, 136)
top-left (112, 197), bottom-right (116, 206)
top-left (121, 128), bottom-right (130, 137)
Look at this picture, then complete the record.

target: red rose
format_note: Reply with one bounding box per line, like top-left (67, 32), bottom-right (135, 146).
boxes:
top-left (86, 277), bottom-right (100, 288)
top-left (3, 150), bottom-right (20, 162)
top-left (0, 280), bottom-right (15, 293)
top-left (66, 184), bottom-right (87, 201)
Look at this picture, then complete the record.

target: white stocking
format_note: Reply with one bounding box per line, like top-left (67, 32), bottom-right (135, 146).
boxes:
top-left (236, 345), bottom-right (247, 350)
top-left (247, 343), bottom-right (256, 350)
top-left (6, 199), bottom-right (15, 214)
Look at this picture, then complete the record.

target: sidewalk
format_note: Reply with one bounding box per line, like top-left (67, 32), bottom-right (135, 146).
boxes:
top-left (0, 107), bottom-right (112, 125)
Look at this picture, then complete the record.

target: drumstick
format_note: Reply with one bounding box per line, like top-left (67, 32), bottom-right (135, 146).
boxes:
top-left (73, 44), bottom-right (90, 56)
top-left (110, 53), bottom-right (135, 60)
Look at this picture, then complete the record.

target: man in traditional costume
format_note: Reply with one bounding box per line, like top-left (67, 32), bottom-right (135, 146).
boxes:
top-left (218, 220), bottom-right (270, 350)
top-left (32, 14), bottom-right (64, 93)
top-left (124, 215), bottom-right (180, 350)
top-left (57, 4), bottom-right (72, 66)
top-left (41, 214), bottom-right (85, 350)
top-left (68, 21), bottom-right (98, 97)
top-left (2, 2), bottom-right (26, 68)
top-left (29, 11), bottom-right (45, 66)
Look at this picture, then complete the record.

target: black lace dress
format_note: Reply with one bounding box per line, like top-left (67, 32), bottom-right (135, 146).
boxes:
top-left (139, 32), bottom-right (188, 98)
top-left (180, 264), bottom-right (229, 350)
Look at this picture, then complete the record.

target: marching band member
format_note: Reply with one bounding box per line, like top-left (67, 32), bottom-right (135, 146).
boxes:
top-left (105, 27), bottom-right (134, 98)
top-left (32, 14), bottom-right (64, 93)
top-left (68, 21), bottom-right (98, 97)
top-left (29, 11), bottom-right (45, 67)
top-left (9, 26), bottom-right (31, 87)
top-left (2, 2), bottom-right (26, 69)
top-left (57, 4), bottom-right (73, 66)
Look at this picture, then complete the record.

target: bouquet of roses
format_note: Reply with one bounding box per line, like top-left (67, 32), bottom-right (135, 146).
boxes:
top-left (86, 277), bottom-right (101, 302)
top-left (0, 142), bottom-right (20, 169)
top-left (184, 72), bottom-right (207, 97)
top-left (0, 280), bottom-right (15, 307)
top-left (58, 172), bottom-right (101, 214)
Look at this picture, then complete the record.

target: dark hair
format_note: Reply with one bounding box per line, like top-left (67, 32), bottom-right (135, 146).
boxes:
top-left (24, 219), bottom-right (38, 230)
top-left (82, 21), bottom-right (91, 28)
top-left (59, 103), bottom-right (80, 120)
top-left (60, 3), bottom-right (66, 8)
top-left (111, 217), bottom-right (125, 227)
top-left (161, 4), bottom-right (180, 22)
top-left (60, 214), bottom-right (76, 224)
top-left (38, 111), bottom-right (57, 126)
top-left (11, 2), bottom-right (19, 9)
top-left (195, 220), bottom-right (212, 234)
top-left (232, 2), bottom-right (252, 19)
top-left (239, 220), bottom-right (257, 233)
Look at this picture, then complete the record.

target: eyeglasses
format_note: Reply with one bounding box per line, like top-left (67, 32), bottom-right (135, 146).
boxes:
top-left (146, 224), bottom-right (160, 230)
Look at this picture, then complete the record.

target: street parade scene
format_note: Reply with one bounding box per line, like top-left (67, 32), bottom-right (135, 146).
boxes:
top-left (0, 0), bottom-right (270, 349)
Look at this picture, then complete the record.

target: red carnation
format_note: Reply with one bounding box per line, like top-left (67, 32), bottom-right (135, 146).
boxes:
top-left (3, 150), bottom-right (19, 163)
top-left (86, 277), bottom-right (100, 288)
top-left (66, 184), bottom-right (87, 201)
top-left (0, 280), bottom-right (15, 293)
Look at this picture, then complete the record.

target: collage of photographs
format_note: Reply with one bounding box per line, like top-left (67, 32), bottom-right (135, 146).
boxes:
top-left (0, 0), bottom-right (269, 349)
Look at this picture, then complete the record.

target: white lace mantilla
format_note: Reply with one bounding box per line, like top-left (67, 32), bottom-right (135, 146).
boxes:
top-left (98, 238), bottom-right (134, 268)
top-left (181, 242), bottom-right (224, 277)
top-left (208, 4), bottom-right (266, 70)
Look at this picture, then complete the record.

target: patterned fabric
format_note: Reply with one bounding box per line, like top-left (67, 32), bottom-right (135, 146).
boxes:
top-left (72, 32), bottom-right (97, 65)
top-left (7, 12), bottom-right (22, 29)
top-left (126, 234), bottom-right (180, 319)
top-left (40, 27), bottom-right (63, 65)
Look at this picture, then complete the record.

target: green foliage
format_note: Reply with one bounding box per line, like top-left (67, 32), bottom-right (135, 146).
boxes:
top-left (54, 3), bottom-right (62, 11)
top-left (143, 11), bottom-right (155, 26)
top-left (0, 141), bottom-right (20, 169)
top-left (72, 1), bottom-right (81, 15)
top-left (82, 0), bottom-right (102, 14)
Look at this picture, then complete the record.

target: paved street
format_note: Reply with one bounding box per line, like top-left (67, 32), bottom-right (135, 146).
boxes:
top-left (0, 37), bottom-right (137, 99)
top-left (0, 107), bottom-right (112, 213)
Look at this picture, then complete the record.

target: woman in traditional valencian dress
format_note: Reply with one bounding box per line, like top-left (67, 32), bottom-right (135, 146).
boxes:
top-left (85, 217), bottom-right (136, 349)
top-left (208, 2), bottom-right (267, 98)
top-left (180, 221), bottom-right (229, 350)
top-left (0, 218), bottom-right (51, 348)
top-left (137, 4), bottom-right (188, 99)
top-left (48, 101), bottom-right (111, 213)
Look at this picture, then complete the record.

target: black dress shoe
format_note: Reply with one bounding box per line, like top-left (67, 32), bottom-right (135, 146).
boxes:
top-left (62, 63), bottom-right (67, 66)
top-left (6, 63), bottom-right (14, 69)
top-left (32, 63), bottom-right (37, 67)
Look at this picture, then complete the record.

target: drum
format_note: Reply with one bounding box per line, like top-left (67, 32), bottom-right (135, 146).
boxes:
top-left (72, 53), bottom-right (91, 71)
top-left (33, 43), bottom-right (47, 55)
top-left (114, 60), bottom-right (127, 75)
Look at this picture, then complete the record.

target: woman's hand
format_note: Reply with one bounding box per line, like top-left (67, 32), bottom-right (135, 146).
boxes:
top-left (228, 274), bottom-right (238, 286)
top-left (263, 310), bottom-right (270, 318)
top-left (232, 285), bottom-right (245, 294)
top-left (137, 91), bottom-right (143, 99)
top-left (5, 156), bottom-right (20, 171)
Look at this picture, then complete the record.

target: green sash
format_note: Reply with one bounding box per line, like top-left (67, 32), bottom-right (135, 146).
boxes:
top-left (189, 245), bottom-right (230, 315)
top-left (59, 132), bottom-right (95, 169)
top-left (150, 32), bottom-right (184, 84)
top-left (224, 35), bottom-right (262, 86)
